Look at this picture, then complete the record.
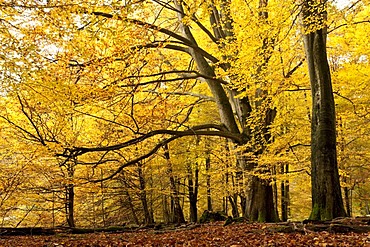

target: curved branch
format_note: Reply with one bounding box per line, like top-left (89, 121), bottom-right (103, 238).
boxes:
top-left (73, 109), bottom-right (139, 134)
top-left (137, 41), bottom-right (220, 64)
top-left (124, 70), bottom-right (227, 85)
top-left (145, 90), bottom-right (215, 101)
top-left (333, 91), bottom-right (370, 118)
top-left (91, 126), bottom-right (242, 182)
top-left (57, 124), bottom-right (241, 158)
top-left (86, 124), bottom-right (243, 182)
top-left (90, 136), bottom-right (177, 182)
top-left (328, 20), bottom-right (370, 34)
top-left (117, 74), bottom-right (226, 88)
top-left (136, 42), bottom-right (191, 55)
top-left (191, 15), bottom-right (219, 44)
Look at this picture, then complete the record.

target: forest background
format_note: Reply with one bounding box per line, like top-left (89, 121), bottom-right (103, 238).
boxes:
top-left (0, 0), bottom-right (369, 228)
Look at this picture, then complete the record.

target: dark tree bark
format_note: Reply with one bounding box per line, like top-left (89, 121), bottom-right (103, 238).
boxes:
top-left (164, 143), bottom-right (186, 224)
top-left (162, 195), bottom-right (171, 224)
top-left (228, 194), bottom-right (239, 218)
top-left (64, 162), bottom-right (76, 228)
top-left (344, 184), bottom-right (351, 217)
top-left (65, 184), bottom-right (75, 227)
top-left (137, 162), bottom-right (154, 225)
top-left (119, 173), bottom-right (140, 225)
top-left (248, 176), bottom-right (279, 222)
top-left (187, 161), bottom-right (199, 223)
top-left (205, 155), bottom-right (212, 212)
top-left (240, 193), bottom-right (247, 217)
top-left (246, 106), bottom-right (278, 222)
top-left (100, 169), bottom-right (106, 227)
top-left (301, 0), bottom-right (346, 220)
top-left (123, 189), bottom-right (140, 225)
top-left (281, 163), bottom-right (289, 222)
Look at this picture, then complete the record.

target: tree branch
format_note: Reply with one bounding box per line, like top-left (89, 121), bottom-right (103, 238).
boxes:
top-left (57, 124), bottom-right (241, 158)
top-left (92, 12), bottom-right (221, 64)
top-left (118, 69), bottom-right (227, 86)
top-left (16, 94), bottom-right (46, 146)
top-left (84, 124), bottom-right (243, 182)
top-left (328, 20), bottom-right (370, 34)
top-left (145, 90), bottom-right (215, 101)
top-left (284, 60), bottom-right (304, 78)
top-left (90, 136), bottom-right (178, 182)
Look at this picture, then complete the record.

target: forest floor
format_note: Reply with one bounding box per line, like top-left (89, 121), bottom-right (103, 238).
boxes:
top-left (0, 221), bottom-right (370, 246)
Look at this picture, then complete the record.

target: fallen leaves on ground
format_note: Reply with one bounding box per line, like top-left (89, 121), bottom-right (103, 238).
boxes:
top-left (0, 222), bottom-right (369, 246)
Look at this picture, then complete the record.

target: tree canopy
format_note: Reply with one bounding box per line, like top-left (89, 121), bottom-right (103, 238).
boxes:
top-left (0, 0), bottom-right (369, 227)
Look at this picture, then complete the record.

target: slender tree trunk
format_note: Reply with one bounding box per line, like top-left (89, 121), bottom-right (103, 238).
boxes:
top-left (162, 195), bottom-right (171, 224)
top-left (223, 148), bottom-right (229, 214)
top-left (64, 162), bottom-right (75, 228)
top-left (228, 194), bottom-right (239, 218)
top-left (343, 179), bottom-right (351, 217)
top-left (281, 163), bottom-right (289, 221)
top-left (301, 0), bottom-right (346, 220)
top-left (188, 161), bottom-right (199, 222)
top-left (205, 155), bottom-right (213, 211)
top-left (240, 193), bottom-right (247, 217)
top-left (137, 162), bottom-right (154, 225)
top-left (164, 143), bottom-right (185, 224)
top-left (100, 169), bottom-right (106, 227)
top-left (272, 166), bottom-right (278, 219)
top-left (123, 189), bottom-right (140, 225)
top-left (223, 197), bottom-right (228, 215)
top-left (119, 173), bottom-right (140, 225)
top-left (65, 184), bottom-right (75, 227)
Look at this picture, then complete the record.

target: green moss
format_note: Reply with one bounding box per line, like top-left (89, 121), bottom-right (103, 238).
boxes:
top-left (257, 211), bottom-right (266, 223)
top-left (309, 204), bottom-right (321, 220)
top-left (310, 203), bottom-right (333, 221)
top-left (199, 210), bottom-right (227, 223)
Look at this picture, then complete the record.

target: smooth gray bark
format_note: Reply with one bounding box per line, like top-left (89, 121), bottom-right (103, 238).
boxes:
top-left (301, 0), bottom-right (346, 220)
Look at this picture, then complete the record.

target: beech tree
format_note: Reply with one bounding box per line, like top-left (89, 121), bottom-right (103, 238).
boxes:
top-left (0, 0), bottom-right (369, 227)
top-left (301, 0), bottom-right (346, 220)
top-left (0, 0), bottom-right (301, 223)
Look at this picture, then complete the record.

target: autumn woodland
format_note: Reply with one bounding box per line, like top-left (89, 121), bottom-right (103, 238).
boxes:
top-left (0, 0), bottom-right (369, 232)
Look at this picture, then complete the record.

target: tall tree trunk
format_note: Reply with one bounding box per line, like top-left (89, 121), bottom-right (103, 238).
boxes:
top-left (162, 195), bottom-right (171, 224)
top-left (188, 161), bottom-right (199, 223)
top-left (123, 188), bottom-right (140, 225)
top-left (240, 193), bottom-right (247, 217)
top-left (228, 194), bottom-right (239, 218)
top-left (137, 162), bottom-right (154, 225)
top-left (246, 106), bottom-right (278, 222)
top-left (344, 186), bottom-right (351, 217)
top-left (100, 169), bottom-right (106, 227)
top-left (119, 173), bottom-right (140, 225)
top-left (301, 0), bottom-right (346, 220)
top-left (164, 143), bottom-right (186, 224)
top-left (64, 162), bottom-right (75, 228)
top-left (65, 184), bottom-right (75, 227)
top-left (281, 163), bottom-right (289, 222)
top-left (173, 0), bottom-right (278, 222)
top-left (272, 166), bottom-right (279, 219)
top-left (205, 155), bottom-right (213, 212)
